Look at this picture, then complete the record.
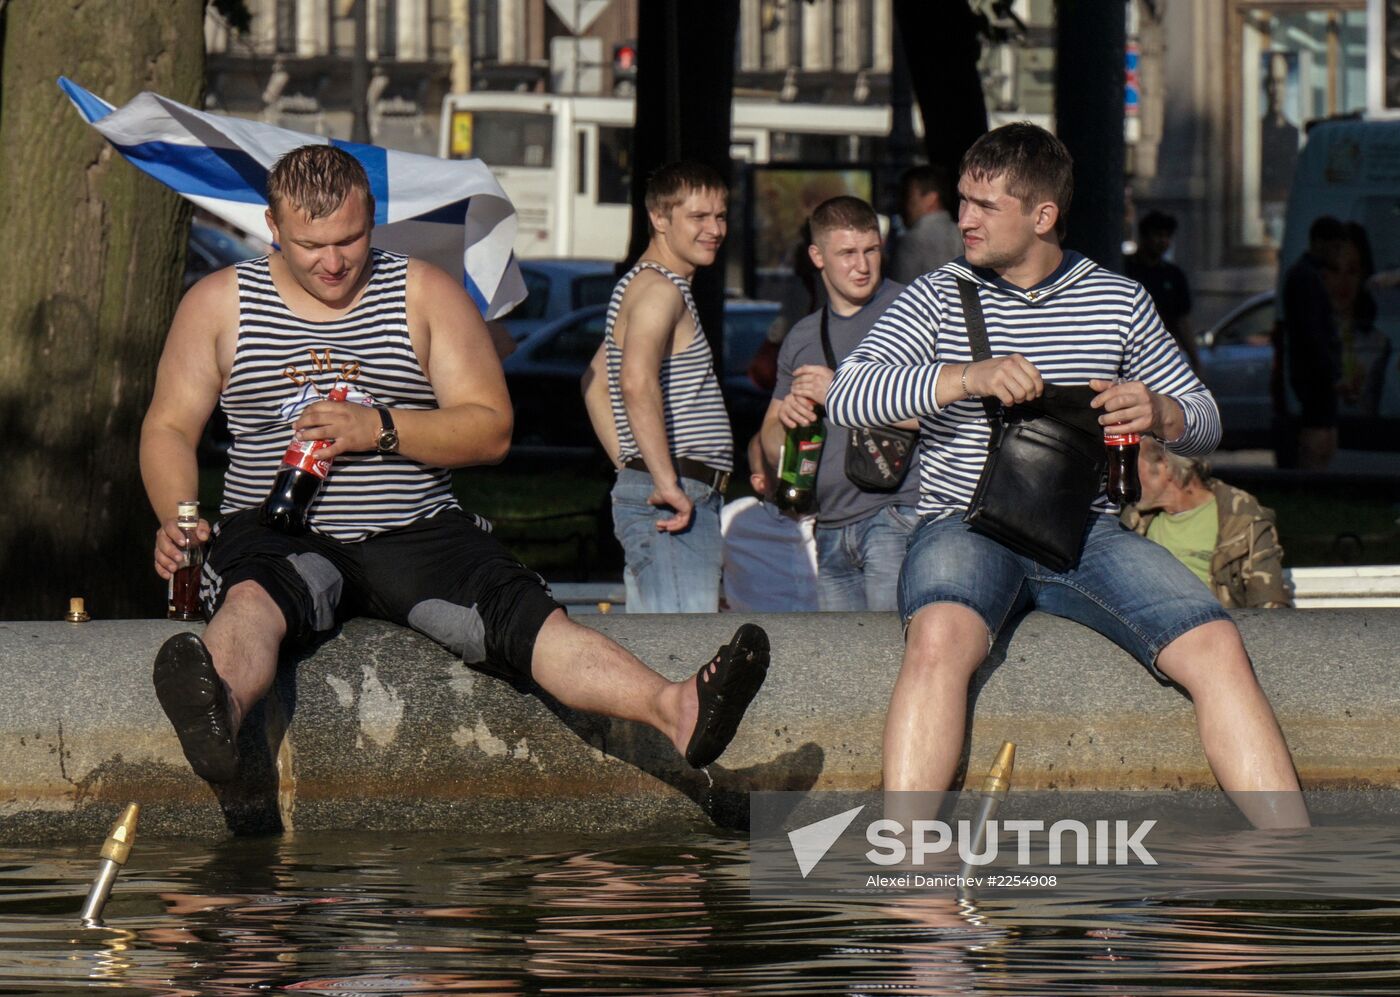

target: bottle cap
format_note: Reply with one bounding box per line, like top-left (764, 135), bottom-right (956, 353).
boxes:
top-left (176, 500), bottom-right (199, 526)
top-left (65, 597), bottom-right (91, 623)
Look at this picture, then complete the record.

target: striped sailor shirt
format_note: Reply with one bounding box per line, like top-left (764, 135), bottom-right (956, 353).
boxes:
top-left (826, 251), bottom-right (1221, 520)
top-left (220, 250), bottom-right (460, 541)
top-left (604, 261), bottom-right (734, 472)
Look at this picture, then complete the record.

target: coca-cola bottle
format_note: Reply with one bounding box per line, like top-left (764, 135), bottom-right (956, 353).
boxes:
top-left (260, 385), bottom-right (349, 534)
top-left (1105, 433), bottom-right (1141, 505)
top-left (167, 499), bottom-right (204, 621)
top-left (776, 407), bottom-right (826, 514)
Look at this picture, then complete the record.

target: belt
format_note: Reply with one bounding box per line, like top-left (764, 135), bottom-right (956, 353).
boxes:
top-left (624, 456), bottom-right (730, 495)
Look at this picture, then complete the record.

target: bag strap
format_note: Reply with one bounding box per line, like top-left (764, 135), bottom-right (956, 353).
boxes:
top-left (818, 306), bottom-right (837, 369)
top-left (955, 278), bottom-right (1003, 429)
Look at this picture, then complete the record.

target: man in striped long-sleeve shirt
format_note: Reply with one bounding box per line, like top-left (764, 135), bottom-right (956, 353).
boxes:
top-left (826, 124), bottom-right (1307, 827)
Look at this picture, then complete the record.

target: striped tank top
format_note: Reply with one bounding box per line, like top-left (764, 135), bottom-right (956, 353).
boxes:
top-left (604, 261), bottom-right (734, 472)
top-left (220, 249), bottom-right (459, 541)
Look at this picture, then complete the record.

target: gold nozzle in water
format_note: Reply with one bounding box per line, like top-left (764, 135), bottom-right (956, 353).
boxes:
top-left (978, 741), bottom-right (1016, 800)
top-left (98, 803), bottom-right (140, 866)
top-left (65, 597), bottom-right (91, 623)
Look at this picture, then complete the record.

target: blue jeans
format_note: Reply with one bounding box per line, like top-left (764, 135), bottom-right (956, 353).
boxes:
top-left (898, 513), bottom-right (1230, 679)
top-left (611, 468), bottom-right (723, 613)
top-left (814, 504), bottom-right (919, 611)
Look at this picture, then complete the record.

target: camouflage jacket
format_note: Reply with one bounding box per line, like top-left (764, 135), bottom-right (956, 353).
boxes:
top-left (1121, 481), bottom-right (1294, 610)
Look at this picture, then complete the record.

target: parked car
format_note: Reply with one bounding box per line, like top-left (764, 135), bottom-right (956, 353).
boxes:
top-left (1196, 291), bottom-right (1276, 449)
top-left (185, 221), bottom-right (263, 290)
top-left (501, 259), bottom-right (618, 341)
top-left (503, 300), bottom-right (780, 458)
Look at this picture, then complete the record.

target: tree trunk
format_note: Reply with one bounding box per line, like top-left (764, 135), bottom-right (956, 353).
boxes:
top-left (0, 0), bottom-right (205, 621)
top-left (623, 0), bottom-right (739, 367)
top-left (895, 0), bottom-right (988, 184)
top-left (1055, 0), bottom-right (1126, 269)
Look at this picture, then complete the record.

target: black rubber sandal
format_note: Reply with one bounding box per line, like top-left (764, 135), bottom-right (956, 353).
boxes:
top-left (152, 632), bottom-right (239, 783)
top-left (684, 623), bottom-right (770, 768)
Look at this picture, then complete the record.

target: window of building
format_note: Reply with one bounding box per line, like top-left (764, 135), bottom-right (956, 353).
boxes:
top-left (473, 2), bottom-right (499, 62)
top-left (275, 0), bottom-right (298, 54)
top-left (1234, 4), bottom-right (1368, 251)
top-left (377, 0), bottom-right (398, 58)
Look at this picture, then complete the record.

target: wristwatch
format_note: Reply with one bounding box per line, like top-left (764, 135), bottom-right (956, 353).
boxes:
top-left (374, 405), bottom-right (399, 453)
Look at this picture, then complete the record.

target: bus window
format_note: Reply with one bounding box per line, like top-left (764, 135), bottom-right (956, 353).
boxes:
top-left (597, 126), bottom-right (633, 205)
top-left (449, 110), bottom-right (554, 167)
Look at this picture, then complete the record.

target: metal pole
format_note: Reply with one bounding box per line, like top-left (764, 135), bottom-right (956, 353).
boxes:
top-left (351, 0), bottom-right (371, 143)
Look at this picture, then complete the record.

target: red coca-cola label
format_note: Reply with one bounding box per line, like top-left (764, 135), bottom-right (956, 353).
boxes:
top-left (1104, 433), bottom-right (1140, 446)
top-left (280, 438), bottom-right (333, 478)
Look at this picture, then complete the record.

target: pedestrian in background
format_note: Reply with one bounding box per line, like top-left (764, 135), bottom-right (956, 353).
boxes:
top-left (889, 164), bottom-right (962, 284)
top-left (1125, 210), bottom-right (1198, 369)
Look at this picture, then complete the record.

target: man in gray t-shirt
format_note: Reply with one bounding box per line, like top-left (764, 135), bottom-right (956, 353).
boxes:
top-left (758, 196), bottom-right (920, 611)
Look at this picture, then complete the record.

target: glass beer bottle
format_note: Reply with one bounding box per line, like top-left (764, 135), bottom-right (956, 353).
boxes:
top-left (776, 407), bottom-right (826, 514)
top-left (167, 499), bottom-right (204, 621)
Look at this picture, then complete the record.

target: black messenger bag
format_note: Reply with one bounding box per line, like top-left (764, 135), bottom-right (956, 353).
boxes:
top-left (956, 279), bottom-right (1107, 572)
top-left (818, 307), bottom-right (919, 492)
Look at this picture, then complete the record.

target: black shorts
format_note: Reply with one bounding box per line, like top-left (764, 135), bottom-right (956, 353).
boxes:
top-left (202, 508), bottom-right (563, 687)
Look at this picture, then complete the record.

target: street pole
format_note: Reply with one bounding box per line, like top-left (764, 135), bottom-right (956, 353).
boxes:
top-left (450, 0), bottom-right (471, 94)
top-left (351, 0), bottom-right (371, 143)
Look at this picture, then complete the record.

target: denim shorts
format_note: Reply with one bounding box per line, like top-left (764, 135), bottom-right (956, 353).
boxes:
top-left (898, 513), bottom-right (1231, 678)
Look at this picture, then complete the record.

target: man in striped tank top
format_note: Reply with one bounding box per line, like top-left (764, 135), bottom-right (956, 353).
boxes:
top-left (827, 124), bottom-right (1308, 828)
top-left (142, 146), bottom-right (768, 786)
top-left (593, 162), bottom-right (735, 613)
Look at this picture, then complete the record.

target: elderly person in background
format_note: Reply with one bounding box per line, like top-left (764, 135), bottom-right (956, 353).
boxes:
top-left (1122, 436), bottom-right (1293, 609)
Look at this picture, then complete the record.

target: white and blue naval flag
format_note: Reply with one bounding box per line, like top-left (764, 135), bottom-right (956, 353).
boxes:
top-left (59, 76), bottom-right (525, 320)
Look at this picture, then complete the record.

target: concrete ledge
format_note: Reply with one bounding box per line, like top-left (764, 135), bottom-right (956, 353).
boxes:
top-left (1, 610), bottom-right (1397, 845)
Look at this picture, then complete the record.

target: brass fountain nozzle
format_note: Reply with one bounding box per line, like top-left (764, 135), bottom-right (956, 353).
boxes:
top-left (979, 741), bottom-right (1016, 801)
top-left (80, 803), bottom-right (140, 924)
top-left (65, 597), bottom-right (91, 623)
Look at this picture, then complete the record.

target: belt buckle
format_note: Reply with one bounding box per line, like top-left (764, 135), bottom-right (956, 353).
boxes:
top-left (714, 470), bottom-right (730, 494)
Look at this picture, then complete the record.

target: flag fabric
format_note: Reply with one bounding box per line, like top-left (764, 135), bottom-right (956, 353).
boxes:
top-left (59, 76), bottom-right (524, 319)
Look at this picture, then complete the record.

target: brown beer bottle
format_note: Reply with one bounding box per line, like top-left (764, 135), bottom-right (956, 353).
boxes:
top-left (167, 500), bottom-right (204, 621)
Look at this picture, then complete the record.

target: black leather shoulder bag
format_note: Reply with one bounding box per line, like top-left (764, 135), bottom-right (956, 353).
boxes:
top-left (818, 306), bottom-right (919, 492)
top-left (956, 278), bottom-right (1107, 572)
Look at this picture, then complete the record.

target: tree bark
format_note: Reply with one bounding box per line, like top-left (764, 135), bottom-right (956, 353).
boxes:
top-left (0, 0), bottom-right (205, 621)
top-left (623, 0), bottom-right (738, 367)
top-left (1055, 0), bottom-right (1126, 269)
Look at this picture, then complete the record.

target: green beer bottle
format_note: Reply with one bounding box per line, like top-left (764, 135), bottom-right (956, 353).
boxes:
top-left (776, 406), bottom-right (825, 513)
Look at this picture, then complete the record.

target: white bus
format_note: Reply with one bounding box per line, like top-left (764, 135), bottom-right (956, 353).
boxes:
top-left (439, 91), bottom-right (910, 260)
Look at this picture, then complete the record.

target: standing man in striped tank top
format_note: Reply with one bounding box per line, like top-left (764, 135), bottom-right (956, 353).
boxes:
top-left (827, 124), bottom-right (1308, 828)
top-left (142, 145), bottom-right (768, 786)
top-left (593, 162), bottom-right (735, 613)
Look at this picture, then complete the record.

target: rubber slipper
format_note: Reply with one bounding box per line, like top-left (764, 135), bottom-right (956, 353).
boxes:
top-left (152, 632), bottom-right (239, 783)
top-left (684, 623), bottom-right (770, 768)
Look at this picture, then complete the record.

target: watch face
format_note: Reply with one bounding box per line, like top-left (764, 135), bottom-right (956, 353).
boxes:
top-left (378, 429), bottom-right (399, 452)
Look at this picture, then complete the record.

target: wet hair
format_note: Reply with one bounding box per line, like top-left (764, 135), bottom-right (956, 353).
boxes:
top-left (898, 164), bottom-right (956, 212)
top-left (1138, 210), bottom-right (1177, 238)
top-left (1143, 434), bottom-right (1211, 486)
top-left (959, 122), bottom-right (1074, 237)
top-left (644, 161), bottom-right (727, 221)
top-left (809, 196), bottom-right (880, 243)
top-left (266, 145), bottom-right (375, 221)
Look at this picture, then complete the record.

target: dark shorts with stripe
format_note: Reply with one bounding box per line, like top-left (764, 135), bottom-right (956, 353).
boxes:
top-left (200, 508), bottom-right (563, 688)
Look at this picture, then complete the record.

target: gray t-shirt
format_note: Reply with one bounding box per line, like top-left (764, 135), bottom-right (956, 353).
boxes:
top-left (890, 211), bottom-right (963, 284)
top-left (774, 279), bottom-right (920, 527)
